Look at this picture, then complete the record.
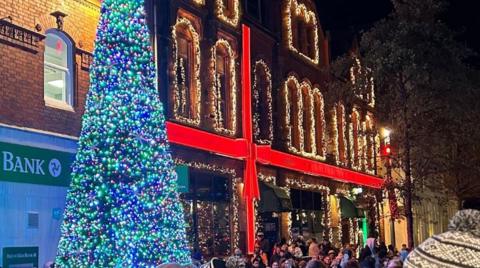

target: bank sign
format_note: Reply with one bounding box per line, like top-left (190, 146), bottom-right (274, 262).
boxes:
top-left (0, 142), bottom-right (75, 187)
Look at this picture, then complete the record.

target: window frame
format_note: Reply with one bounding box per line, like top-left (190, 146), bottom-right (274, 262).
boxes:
top-left (43, 29), bottom-right (75, 111)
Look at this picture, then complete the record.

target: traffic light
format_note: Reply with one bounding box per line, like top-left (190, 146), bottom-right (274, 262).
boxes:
top-left (382, 144), bottom-right (392, 157)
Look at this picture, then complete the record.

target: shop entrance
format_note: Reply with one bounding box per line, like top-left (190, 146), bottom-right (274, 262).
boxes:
top-left (181, 171), bottom-right (231, 258)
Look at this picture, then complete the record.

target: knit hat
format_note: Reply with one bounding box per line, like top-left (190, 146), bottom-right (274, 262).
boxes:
top-left (404, 209), bottom-right (480, 267)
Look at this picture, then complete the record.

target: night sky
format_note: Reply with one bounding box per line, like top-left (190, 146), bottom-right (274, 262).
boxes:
top-left (316, 0), bottom-right (480, 64)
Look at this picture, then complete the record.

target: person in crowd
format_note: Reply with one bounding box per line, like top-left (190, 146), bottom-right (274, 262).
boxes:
top-left (340, 249), bottom-right (353, 268)
top-left (293, 245), bottom-right (304, 259)
top-left (271, 261), bottom-right (280, 268)
top-left (251, 245), bottom-right (268, 267)
top-left (386, 245), bottom-right (395, 259)
top-left (378, 242), bottom-right (387, 255)
top-left (296, 235), bottom-right (308, 256)
top-left (344, 260), bottom-right (360, 268)
top-left (251, 258), bottom-right (265, 268)
top-left (321, 238), bottom-right (332, 256)
top-left (398, 244), bottom-right (408, 263)
top-left (322, 255), bottom-right (332, 267)
top-left (327, 250), bottom-right (336, 262)
top-left (297, 260), bottom-right (307, 268)
top-left (385, 258), bottom-right (402, 268)
top-left (256, 232), bottom-right (271, 258)
top-left (359, 238), bottom-right (378, 268)
top-left (330, 250), bottom-right (343, 268)
top-left (405, 209), bottom-right (480, 267)
top-left (226, 248), bottom-right (246, 268)
top-left (305, 258), bottom-right (327, 268)
top-left (270, 244), bottom-right (283, 265)
top-left (308, 238), bottom-right (320, 258)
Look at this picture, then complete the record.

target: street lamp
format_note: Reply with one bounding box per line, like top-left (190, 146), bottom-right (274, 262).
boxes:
top-left (380, 127), bottom-right (396, 248)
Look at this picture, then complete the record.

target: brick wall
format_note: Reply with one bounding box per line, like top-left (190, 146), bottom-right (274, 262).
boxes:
top-left (0, 0), bottom-right (100, 137)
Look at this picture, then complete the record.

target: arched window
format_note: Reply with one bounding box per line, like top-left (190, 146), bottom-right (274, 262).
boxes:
top-left (365, 114), bottom-right (376, 172)
top-left (211, 39), bottom-right (237, 135)
top-left (313, 90), bottom-right (326, 159)
top-left (335, 103), bottom-right (347, 165)
top-left (44, 29), bottom-right (74, 108)
top-left (301, 86), bottom-right (313, 153)
top-left (350, 109), bottom-right (361, 170)
top-left (253, 60), bottom-right (273, 144)
top-left (284, 0), bottom-right (319, 65)
top-left (172, 17), bottom-right (201, 126)
top-left (287, 81), bottom-right (301, 151)
top-left (215, 0), bottom-right (240, 27)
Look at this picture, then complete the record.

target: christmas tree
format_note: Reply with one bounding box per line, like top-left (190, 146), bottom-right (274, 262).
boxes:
top-left (55, 0), bottom-right (191, 266)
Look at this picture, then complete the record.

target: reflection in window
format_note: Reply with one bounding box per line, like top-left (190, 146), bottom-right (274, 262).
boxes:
top-left (290, 189), bottom-right (324, 240)
top-left (44, 30), bottom-right (73, 107)
top-left (181, 172), bottom-right (231, 258)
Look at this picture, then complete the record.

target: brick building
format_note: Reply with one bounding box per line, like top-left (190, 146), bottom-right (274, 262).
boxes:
top-left (0, 0), bottom-right (383, 265)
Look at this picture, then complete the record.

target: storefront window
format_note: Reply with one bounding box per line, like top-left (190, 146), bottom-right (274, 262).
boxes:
top-left (290, 189), bottom-right (323, 240)
top-left (181, 172), bottom-right (231, 258)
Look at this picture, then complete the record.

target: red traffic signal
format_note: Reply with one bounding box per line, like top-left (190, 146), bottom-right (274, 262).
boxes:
top-left (382, 144), bottom-right (392, 157)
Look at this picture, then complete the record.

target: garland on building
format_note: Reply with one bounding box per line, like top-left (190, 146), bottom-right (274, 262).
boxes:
top-left (349, 57), bottom-right (375, 107)
top-left (349, 107), bottom-right (362, 171)
top-left (171, 17), bottom-right (201, 126)
top-left (283, 0), bottom-right (320, 65)
top-left (215, 0), bottom-right (240, 27)
top-left (55, 0), bottom-right (190, 266)
top-left (210, 39), bottom-right (237, 136)
top-left (253, 60), bottom-right (274, 144)
top-left (282, 75), bottom-right (326, 160)
top-left (332, 103), bottom-right (348, 166)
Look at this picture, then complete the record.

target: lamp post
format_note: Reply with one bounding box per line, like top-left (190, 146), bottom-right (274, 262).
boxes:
top-left (380, 127), bottom-right (396, 248)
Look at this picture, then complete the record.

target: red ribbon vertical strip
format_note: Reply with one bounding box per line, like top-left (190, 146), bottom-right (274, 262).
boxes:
top-left (242, 24), bottom-right (259, 254)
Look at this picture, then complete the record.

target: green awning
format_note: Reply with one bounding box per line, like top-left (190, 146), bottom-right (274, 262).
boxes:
top-left (258, 182), bottom-right (293, 213)
top-left (340, 196), bottom-right (364, 218)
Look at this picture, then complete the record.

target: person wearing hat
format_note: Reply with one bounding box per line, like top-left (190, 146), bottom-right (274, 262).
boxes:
top-left (256, 232), bottom-right (271, 261)
top-left (404, 209), bottom-right (480, 267)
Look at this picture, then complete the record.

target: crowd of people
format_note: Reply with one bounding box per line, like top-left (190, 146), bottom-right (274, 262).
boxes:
top-left (217, 233), bottom-right (411, 268)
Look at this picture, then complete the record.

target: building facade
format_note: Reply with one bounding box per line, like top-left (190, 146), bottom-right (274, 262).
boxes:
top-left (0, 0), bottom-right (383, 265)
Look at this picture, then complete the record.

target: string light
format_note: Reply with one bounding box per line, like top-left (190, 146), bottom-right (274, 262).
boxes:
top-left (283, 0), bottom-right (320, 65)
top-left (253, 60), bottom-right (274, 144)
top-left (350, 57), bottom-right (375, 107)
top-left (210, 39), bottom-right (238, 136)
top-left (349, 107), bottom-right (361, 171)
top-left (332, 103), bottom-right (348, 166)
top-left (173, 159), bottom-right (241, 252)
top-left (282, 75), bottom-right (326, 160)
top-left (365, 114), bottom-right (376, 174)
top-left (215, 0), bottom-right (240, 27)
top-left (192, 0), bottom-right (205, 5)
top-left (258, 173), bottom-right (276, 184)
top-left (56, 1), bottom-right (190, 266)
top-left (171, 17), bottom-right (202, 126)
